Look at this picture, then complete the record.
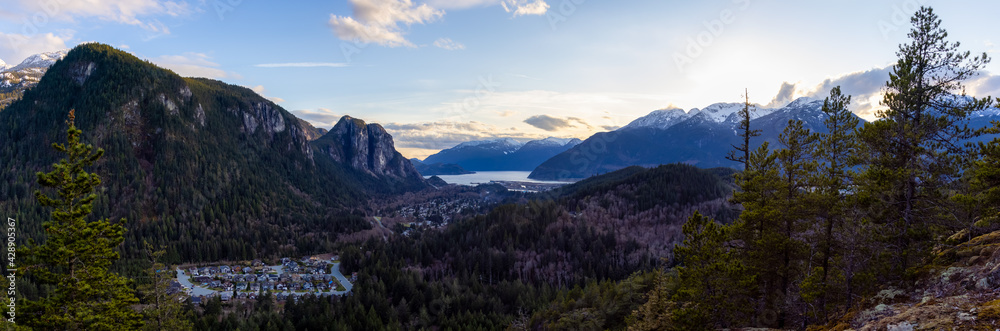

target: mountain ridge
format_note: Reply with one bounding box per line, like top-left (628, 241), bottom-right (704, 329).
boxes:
top-left (529, 97), bottom-right (851, 180)
top-left (423, 136), bottom-right (582, 171)
top-left (0, 43), bottom-right (422, 262)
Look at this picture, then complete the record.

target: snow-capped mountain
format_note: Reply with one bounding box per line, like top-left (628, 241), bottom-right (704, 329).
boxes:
top-left (529, 97), bottom-right (859, 180)
top-left (424, 137), bottom-right (582, 171)
top-left (524, 137), bottom-right (582, 147)
top-left (1, 50), bottom-right (70, 109)
top-left (623, 108), bottom-right (691, 130)
top-left (623, 101), bottom-right (777, 131)
top-left (453, 138), bottom-right (524, 152)
top-left (4, 50), bottom-right (68, 73)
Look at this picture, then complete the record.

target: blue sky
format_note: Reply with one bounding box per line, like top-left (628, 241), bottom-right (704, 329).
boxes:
top-left (1, 0), bottom-right (998, 158)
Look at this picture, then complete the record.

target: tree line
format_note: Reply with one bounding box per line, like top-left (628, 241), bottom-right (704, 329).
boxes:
top-left (629, 6), bottom-right (1000, 329)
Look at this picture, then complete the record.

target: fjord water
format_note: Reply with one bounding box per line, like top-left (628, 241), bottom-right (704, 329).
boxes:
top-left (427, 171), bottom-right (573, 185)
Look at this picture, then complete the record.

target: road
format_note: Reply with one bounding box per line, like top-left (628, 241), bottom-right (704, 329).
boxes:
top-left (175, 262), bottom-right (353, 298)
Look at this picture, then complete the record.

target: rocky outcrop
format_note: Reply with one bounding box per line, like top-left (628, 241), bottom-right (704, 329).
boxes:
top-left (836, 231), bottom-right (1000, 330)
top-left (318, 115), bottom-right (424, 183)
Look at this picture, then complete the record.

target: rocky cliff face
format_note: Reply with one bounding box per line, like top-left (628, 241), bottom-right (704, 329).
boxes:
top-left (319, 115), bottom-right (424, 183)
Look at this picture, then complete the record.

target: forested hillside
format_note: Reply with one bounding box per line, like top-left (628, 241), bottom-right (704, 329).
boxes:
top-left (185, 163), bottom-right (736, 330)
top-left (0, 44), bottom-right (419, 265)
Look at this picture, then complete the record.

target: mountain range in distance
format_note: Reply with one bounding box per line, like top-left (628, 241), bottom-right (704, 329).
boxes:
top-left (528, 98), bottom-right (841, 180)
top-left (7, 46), bottom-right (998, 187)
top-left (422, 137), bottom-right (582, 172)
top-left (529, 96), bottom-right (1000, 180)
top-left (0, 50), bottom-right (69, 109)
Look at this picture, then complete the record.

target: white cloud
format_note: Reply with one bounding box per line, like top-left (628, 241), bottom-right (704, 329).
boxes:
top-left (501, 0), bottom-right (548, 16)
top-left (248, 85), bottom-right (285, 104)
top-left (383, 120), bottom-right (543, 151)
top-left (433, 38), bottom-right (465, 50)
top-left (254, 62), bottom-right (349, 68)
top-left (425, 0), bottom-right (500, 10)
top-left (765, 67), bottom-right (1000, 121)
top-left (0, 32), bottom-right (71, 64)
top-left (328, 0), bottom-right (443, 47)
top-left (292, 108), bottom-right (342, 127)
top-left (151, 52), bottom-right (234, 79)
top-left (17, 0), bottom-right (192, 33)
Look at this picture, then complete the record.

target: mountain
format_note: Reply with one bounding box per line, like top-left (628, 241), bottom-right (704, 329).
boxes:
top-left (296, 117), bottom-right (328, 140)
top-left (409, 159), bottom-right (474, 176)
top-left (0, 43), bottom-right (423, 262)
top-left (0, 50), bottom-right (68, 109)
top-left (529, 98), bottom-right (841, 180)
top-left (424, 137), bottom-right (582, 171)
top-left (5, 50), bottom-right (68, 72)
top-left (313, 115), bottom-right (425, 185)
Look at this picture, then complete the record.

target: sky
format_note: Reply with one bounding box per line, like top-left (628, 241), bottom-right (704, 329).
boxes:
top-left (0, 0), bottom-right (998, 159)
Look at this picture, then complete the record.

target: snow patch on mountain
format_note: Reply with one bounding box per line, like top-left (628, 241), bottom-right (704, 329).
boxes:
top-left (623, 108), bottom-right (692, 130)
top-left (4, 50), bottom-right (68, 73)
top-left (454, 138), bottom-right (525, 150)
top-left (530, 137), bottom-right (582, 147)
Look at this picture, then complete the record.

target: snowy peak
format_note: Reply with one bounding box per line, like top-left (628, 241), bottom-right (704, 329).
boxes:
top-left (623, 107), bottom-right (692, 130)
top-left (5, 50), bottom-right (68, 72)
top-left (694, 102), bottom-right (745, 123)
top-left (783, 96), bottom-right (820, 109)
top-left (0, 58), bottom-right (7, 71)
top-left (454, 138), bottom-right (524, 151)
top-left (527, 137), bottom-right (582, 147)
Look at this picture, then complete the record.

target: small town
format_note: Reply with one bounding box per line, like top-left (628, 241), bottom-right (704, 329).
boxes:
top-left (173, 253), bottom-right (355, 304)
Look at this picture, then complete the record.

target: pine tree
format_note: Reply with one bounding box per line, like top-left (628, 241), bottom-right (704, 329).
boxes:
top-left (727, 89), bottom-right (762, 168)
top-left (772, 119), bottom-right (816, 327)
top-left (953, 119), bottom-right (1000, 231)
top-left (671, 212), bottom-right (753, 329)
top-left (23, 110), bottom-right (143, 330)
top-left (139, 241), bottom-right (192, 331)
top-left (801, 86), bottom-right (859, 321)
top-left (626, 270), bottom-right (677, 331)
top-left (855, 6), bottom-right (996, 275)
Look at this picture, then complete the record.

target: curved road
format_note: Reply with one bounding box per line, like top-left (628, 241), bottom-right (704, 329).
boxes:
top-left (176, 262), bottom-right (353, 298)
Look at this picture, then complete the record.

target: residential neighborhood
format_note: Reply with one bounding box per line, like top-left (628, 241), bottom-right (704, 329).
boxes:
top-left (174, 253), bottom-right (353, 303)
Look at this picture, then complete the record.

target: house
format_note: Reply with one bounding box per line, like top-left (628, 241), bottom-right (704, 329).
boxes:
top-left (236, 282), bottom-right (247, 291)
top-left (242, 267), bottom-right (253, 274)
top-left (220, 265), bottom-right (231, 274)
top-left (210, 280), bottom-right (221, 288)
top-left (167, 281), bottom-right (184, 295)
top-left (281, 257), bottom-right (292, 264)
top-left (267, 274), bottom-right (279, 281)
top-left (190, 296), bottom-right (203, 305)
top-left (276, 293), bottom-right (287, 301)
top-left (276, 283), bottom-right (287, 291)
top-left (302, 283), bottom-right (313, 290)
top-left (252, 259), bottom-right (264, 267)
top-left (188, 267), bottom-right (199, 276)
top-left (208, 266), bottom-right (219, 274)
top-left (257, 275), bottom-right (268, 282)
top-left (194, 276), bottom-right (212, 284)
top-left (220, 292), bottom-right (232, 301)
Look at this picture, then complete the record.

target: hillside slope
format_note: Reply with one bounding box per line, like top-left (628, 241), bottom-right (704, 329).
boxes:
top-left (0, 43), bottom-right (422, 262)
